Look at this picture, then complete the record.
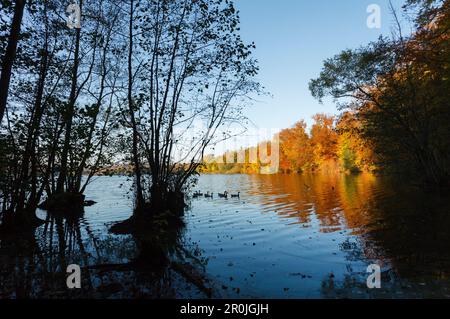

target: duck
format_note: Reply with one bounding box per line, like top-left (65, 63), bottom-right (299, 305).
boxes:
top-left (218, 191), bottom-right (228, 199)
top-left (230, 192), bottom-right (240, 198)
top-left (84, 200), bottom-right (97, 207)
top-left (193, 191), bottom-right (203, 199)
top-left (204, 192), bottom-right (213, 198)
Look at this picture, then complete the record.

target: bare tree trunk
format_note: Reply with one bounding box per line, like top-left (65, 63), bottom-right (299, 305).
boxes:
top-left (127, 0), bottom-right (144, 212)
top-left (15, 0), bottom-right (54, 215)
top-left (15, 33), bottom-right (49, 213)
top-left (147, 4), bottom-right (187, 213)
top-left (57, 0), bottom-right (83, 194)
top-left (0, 0), bottom-right (26, 124)
top-left (74, 14), bottom-right (115, 193)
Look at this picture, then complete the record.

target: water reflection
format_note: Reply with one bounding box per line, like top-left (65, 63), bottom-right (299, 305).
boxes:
top-left (1, 174), bottom-right (450, 298)
top-left (0, 229), bottom-right (40, 298)
top-left (243, 173), bottom-right (380, 233)
top-left (193, 173), bottom-right (450, 298)
top-left (359, 186), bottom-right (450, 279)
top-left (1, 206), bottom-right (212, 298)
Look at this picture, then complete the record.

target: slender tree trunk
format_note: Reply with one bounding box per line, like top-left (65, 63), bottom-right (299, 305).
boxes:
top-left (127, 0), bottom-right (144, 212)
top-left (15, 8), bottom-right (51, 213)
top-left (57, 0), bottom-right (83, 193)
top-left (0, 0), bottom-right (26, 124)
top-left (74, 13), bottom-right (115, 192)
top-left (15, 44), bottom-right (49, 213)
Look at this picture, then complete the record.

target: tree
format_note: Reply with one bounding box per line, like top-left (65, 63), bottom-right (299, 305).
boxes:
top-left (0, 0), bottom-right (26, 124)
top-left (1, 0), bottom-right (124, 226)
top-left (0, 0), bottom-right (70, 225)
top-left (118, 0), bottom-right (259, 222)
top-left (310, 114), bottom-right (338, 168)
top-left (309, 0), bottom-right (450, 187)
top-left (336, 112), bottom-right (376, 173)
top-left (279, 121), bottom-right (312, 173)
top-left (1, 0), bottom-right (260, 232)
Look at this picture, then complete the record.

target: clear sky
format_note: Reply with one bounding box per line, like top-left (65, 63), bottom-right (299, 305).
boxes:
top-left (233, 0), bottom-right (409, 132)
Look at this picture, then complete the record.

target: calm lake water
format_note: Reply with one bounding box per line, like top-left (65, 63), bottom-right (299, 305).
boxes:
top-left (1, 174), bottom-right (450, 298)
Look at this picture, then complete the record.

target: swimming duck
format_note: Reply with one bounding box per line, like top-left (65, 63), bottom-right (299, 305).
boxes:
top-left (230, 192), bottom-right (240, 198)
top-left (218, 191), bottom-right (228, 199)
top-left (193, 191), bottom-right (203, 198)
top-left (204, 192), bottom-right (213, 198)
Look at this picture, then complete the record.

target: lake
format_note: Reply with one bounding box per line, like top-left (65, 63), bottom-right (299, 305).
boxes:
top-left (1, 173), bottom-right (450, 298)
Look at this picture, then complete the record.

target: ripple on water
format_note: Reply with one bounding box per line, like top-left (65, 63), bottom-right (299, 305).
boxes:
top-left (19, 174), bottom-right (450, 298)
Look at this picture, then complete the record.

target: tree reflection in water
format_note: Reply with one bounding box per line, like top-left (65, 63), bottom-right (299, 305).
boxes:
top-left (319, 178), bottom-right (450, 298)
top-left (216, 173), bottom-right (450, 298)
top-left (0, 208), bottom-right (213, 298)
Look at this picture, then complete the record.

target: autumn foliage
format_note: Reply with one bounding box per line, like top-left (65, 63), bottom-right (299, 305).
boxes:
top-left (201, 112), bottom-right (377, 175)
top-left (310, 0), bottom-right (450, 187)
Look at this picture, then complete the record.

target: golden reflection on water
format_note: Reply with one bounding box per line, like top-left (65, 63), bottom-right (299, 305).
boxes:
top-left (245, 173), bottom-right (380, 233)
top-left (244, 173), bottom-right (450, 280)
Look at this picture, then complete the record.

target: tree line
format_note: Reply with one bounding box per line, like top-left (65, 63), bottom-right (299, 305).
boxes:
top-left (199, 112), bottom-right (376, 175)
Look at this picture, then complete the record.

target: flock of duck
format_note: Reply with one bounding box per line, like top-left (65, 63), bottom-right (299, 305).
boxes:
top-left (192, 190), bottom-right (240, 199)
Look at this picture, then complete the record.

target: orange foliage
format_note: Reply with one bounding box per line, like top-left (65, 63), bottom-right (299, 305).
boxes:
top-left (202, 113), bottom-right (377, 174)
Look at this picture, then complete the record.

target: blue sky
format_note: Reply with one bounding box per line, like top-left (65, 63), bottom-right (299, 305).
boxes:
top-left (233, 0), bottom-right (409, 131)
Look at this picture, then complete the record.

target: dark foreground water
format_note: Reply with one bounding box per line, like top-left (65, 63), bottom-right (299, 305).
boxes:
top-left (1, 174), bottom-right (450, 298)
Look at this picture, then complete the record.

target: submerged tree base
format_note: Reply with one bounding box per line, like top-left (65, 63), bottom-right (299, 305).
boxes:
top-left (111, 191), bottom-right (187, 235)
top-left (110, 208), bottom-right (185, 236)
top-left (109, 193), bottom-right (188, 273)
top-left (108, 197), bottom-right (214, 298)
top-left (38, 192), bottom-right (86, 215)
